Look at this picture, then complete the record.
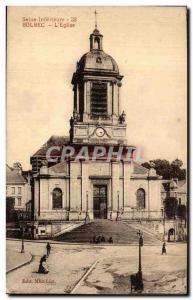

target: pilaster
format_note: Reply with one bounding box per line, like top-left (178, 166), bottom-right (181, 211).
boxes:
top-left (69, 161), bottom-right (80, 210)
top-left (81, 161), bottom-right (90, 211)
top-left (111, 161), bottom-right (120, 211)
top-left (123, 161), bottom-right (132, 209)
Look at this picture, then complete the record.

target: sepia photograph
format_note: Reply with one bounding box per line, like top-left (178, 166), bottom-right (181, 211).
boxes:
top-left (6, 6), bottom-right (187, 295)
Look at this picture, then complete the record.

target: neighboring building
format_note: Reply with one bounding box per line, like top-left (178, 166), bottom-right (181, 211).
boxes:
top-left (161, 178), bottom-right (187, 206)
top-left (31, 26), bottom-right (163, 227)
top-left (6, 164), bottom-right (31, 211)
top-left (160, 178), bottom-right (187, 242)
top-left (177, 179), bottom-right (187, 206)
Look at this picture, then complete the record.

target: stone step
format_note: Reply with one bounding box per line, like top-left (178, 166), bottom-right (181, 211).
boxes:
top-left (54, 220), bottom-right (161, 244)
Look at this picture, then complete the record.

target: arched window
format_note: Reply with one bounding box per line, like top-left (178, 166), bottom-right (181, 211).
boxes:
top-left (52, 188), bottom-right (62, 209)
top-left (94, 37), bottom-right (100, 49)
top-left (136, 188), bottom-right (145, 209)
top-left (168, 228), bottom-right (175, 242)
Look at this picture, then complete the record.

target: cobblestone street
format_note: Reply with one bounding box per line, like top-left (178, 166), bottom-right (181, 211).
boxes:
top-left (6, 239), bottom-right (187, 294)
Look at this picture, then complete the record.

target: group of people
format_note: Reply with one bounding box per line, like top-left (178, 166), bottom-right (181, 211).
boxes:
top-left (92, 235), bottom-right (113, 244)
top-left (38, 242), bottom-right (51, 274)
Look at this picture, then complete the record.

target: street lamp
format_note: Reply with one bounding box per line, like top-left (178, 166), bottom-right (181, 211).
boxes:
top-left (163, 206), bottom-right (166, 242)
top-left (136, 230), bottom-right (143, 291)
top-left (20, 211), bottom-right (25, 253)
top-left (85, 191), bottom-right (90, 223)
top-left (116, 191), bottom-right (121, 221)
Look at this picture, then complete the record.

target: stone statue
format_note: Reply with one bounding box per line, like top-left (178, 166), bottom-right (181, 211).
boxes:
top-left (149, 160), bottom-right (156, 168)
top-left (73, 109), bottom-right (79, 123)
top-left (70, 116), bottom-right (74, 127)
top-left (119, 111), bottom-right (126, 124)
top-left (149, 161), bottom-right (157, 176)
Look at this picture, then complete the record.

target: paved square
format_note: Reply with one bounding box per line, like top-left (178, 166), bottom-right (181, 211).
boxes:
top-left (6, 240), bottom-right (187, 294)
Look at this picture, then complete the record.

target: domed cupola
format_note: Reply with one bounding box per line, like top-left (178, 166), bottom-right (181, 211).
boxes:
top-left (75, 28), bottom-right (120, 75)
top-left (70, 20), bottom-right (127, 145)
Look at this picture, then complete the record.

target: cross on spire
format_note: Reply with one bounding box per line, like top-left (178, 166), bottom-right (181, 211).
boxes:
top-left (94, 10), bottom-right (98, 29)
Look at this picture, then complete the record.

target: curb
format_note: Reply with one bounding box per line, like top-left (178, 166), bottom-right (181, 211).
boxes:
top-left (7, 238), bottom-right (186, 246)
top-left (71, 259), bottom-right (99, 294)
top-left (6, 238), bottom-right (162, 246)
top-left (6, 252), bottom-right (33, 274)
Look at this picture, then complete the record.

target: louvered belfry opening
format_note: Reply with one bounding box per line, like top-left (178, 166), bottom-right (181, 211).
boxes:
top-left (91, 81), bottom-right (107, 116)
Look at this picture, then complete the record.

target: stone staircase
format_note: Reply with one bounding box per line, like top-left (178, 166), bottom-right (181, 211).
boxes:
top-left (54, 220), bottom-right (161, 244)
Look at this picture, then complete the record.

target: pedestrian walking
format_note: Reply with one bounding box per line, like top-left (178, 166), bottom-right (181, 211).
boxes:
top-left (162, 242), bottom-right (167, 255)
top-left (46, 242), bottom-right (51, 257)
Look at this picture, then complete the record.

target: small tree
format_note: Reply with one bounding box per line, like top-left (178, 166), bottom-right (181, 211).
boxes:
top-left (164, 197), bottom-right (178, 219)
top-left (141, 158), bottom-right (186, 180)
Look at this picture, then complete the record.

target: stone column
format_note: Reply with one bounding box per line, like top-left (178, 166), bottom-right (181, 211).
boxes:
top-left (107, 82), bottom-right (112, 115)
top-left (113, 83), bottom-right (118, 116)
top-left (69, 161), bottom-right (80, 220)
top-left (67, 161), bottom-right (70, 211)
top-left (148, 179), bottom-right (162, 218)
top-left (118, 86), bottom-right (120, 115)
top-left (65, 179), bottom-right (68, 210)
top-left (123, 162), bottom-right (132, 206)
top-left (77, 84), bottom-right (79, 114)
top-left (83, 81), bottom-right (88, 121)
top-left (84, 81), bottom-right (87, 112)
top-left (87, 81), bottom-right (91, 115)
top-left (81, 161), bottom-right (91, 218)
top-left (40, 179), bottom-right (49, 211)
top-left (123, 161), bottom-right (133, 218)
top-left (74, 84), bottom-right (77, 111)
top-left (111, 161), bottom-right (120, 219)
top-left (112, 83), bottom-right (115, 115)
top-left (34, 178), bottom-right (39, 219)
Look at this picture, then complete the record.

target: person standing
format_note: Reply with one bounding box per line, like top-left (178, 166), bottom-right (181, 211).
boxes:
top-left (46, 242), bottom-right (51, 257)
top-left (162, 242), bottom-right (167, 255)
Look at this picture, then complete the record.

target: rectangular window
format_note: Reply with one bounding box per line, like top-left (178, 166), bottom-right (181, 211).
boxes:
top-left (18, 197), bottom-right (21, 206)
top-left (18, 187), bottom-right (21, 194)
top-left (11, 187), bottom-right (15, 194)
top-left (91, 82), bottom-right (107, 116)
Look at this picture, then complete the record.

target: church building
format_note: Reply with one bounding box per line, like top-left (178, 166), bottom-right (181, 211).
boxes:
top-left (31, 25), bottom-right (163, 226)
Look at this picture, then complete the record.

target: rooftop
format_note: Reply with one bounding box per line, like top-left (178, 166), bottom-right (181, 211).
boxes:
top-left (6, 165), bottom-right (27, 184)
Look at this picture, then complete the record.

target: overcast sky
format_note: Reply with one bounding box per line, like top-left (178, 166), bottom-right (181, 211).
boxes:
top-left (7, 6), bottom-right (187, 170)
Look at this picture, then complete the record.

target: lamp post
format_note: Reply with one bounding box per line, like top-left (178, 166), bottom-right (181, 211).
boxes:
top-left (116, 191), bottom-right (121, 221)
top-left (85, 191), bottom-right (90, 223)
top-left (20, 211), bottom-right (25, 253)
top-left (136, 230), bottom-right (143, 291)
top-left (163, 206), bottom-right (166, 242)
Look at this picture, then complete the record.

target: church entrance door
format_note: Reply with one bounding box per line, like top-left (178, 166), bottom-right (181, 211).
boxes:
top-left (93, 185), bottom-right (107, 219)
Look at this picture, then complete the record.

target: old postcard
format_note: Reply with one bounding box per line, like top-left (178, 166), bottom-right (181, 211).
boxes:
top-left (6, 6), bottom-right (187, 295)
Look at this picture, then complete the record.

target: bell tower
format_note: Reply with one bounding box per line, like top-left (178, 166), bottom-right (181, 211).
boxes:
top-left (90, 10), bottom-right (103, 51)
top-left (70, 22), bottom-right (127, 145)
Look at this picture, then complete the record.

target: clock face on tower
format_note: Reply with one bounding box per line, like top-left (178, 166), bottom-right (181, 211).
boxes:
top-left (96, 127), bottom-right (105, 137)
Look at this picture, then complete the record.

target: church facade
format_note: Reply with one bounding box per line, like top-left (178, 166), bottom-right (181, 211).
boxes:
top-left (31, 27), bottom-right (163, 224)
